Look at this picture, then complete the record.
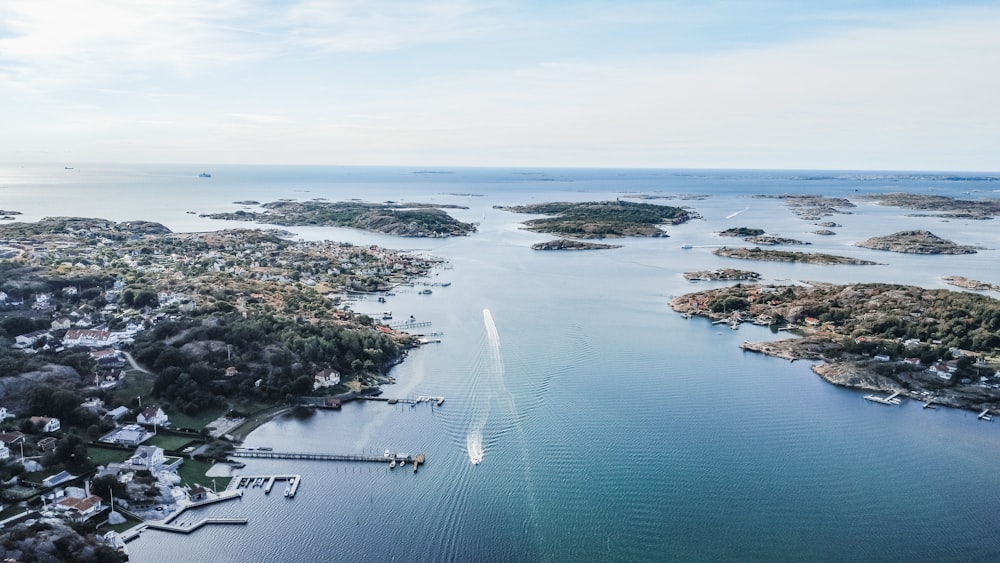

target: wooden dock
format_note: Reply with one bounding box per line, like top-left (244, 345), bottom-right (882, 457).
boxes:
top-left (864, 391), bottom-right (902, 405)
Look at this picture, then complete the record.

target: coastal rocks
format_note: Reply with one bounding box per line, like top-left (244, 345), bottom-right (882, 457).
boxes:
top-left (531, 239), bottom-right (622, 250)
top-left (713, 247), bottom-right (880, 265)
top-left (855, 230), bottom-right (979, 254)
top-left (813, 229), bottom-right (836, 236)
top-left (942, 275), bottom-right (1000, 291)
top-left (684, 268), bottom-right (761, 281)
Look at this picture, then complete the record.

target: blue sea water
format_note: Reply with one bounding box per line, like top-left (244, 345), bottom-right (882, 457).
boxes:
top-left (3, 164), bottom-right (1000, 561)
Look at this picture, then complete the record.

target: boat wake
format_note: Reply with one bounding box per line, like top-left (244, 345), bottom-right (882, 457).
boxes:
top-left (725, 206), bottom-right (749, 219)
top-left (466, 427), bottom-right (484, 465)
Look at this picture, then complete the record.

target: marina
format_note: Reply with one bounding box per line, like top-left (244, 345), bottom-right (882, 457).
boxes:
top-left (227, 474), bottom-right (302, 497)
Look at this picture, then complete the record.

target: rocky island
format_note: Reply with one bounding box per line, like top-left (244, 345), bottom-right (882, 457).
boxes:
top-left (684, 268), bottom-right (761, 281)
top-left (671, 282), bottom-right (1000, 412)
top-left (753, 194), bottom-right (856, 221)
top-left (855, 230), bottom-right (979, 254)
top-left (498, 200), bottom-right (696, 238)
top-left (531, 239), bottom-right (622, 251)
top-left (203, 200), bottom-right (477, 237)
top-left (714, 247), bottom-right (880, 265)
top-left (858, 192), bottom-right (1000, 220)
top-left (718, 227), bottom-right (808, 246)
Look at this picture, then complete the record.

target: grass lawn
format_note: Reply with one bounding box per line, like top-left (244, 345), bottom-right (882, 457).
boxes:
top-left (145, 434), bottom-right (200, 452)
top-left (87, 446), bottom-right (130, 467)
top-left (175, 458), bottom-right (214, 489)
top-left (166, 406), bottom-right (228, 431)
top-left (99, 511), bottom-right (144, 534)
top-left (108, 370), bottom-right (154, 408)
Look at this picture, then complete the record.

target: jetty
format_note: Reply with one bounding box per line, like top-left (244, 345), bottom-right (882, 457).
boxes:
top-left (979, 409), bottom-right (992, 421)
top-left (388, 320), bottom-right (432, 330)
top-left (230, 449), bottom-right (425, 471)
top-left (864, 391), bottom-right (902, 405)
top-left (361, 395), bottom-right (444, 406)
top-left (145, 518), bottom-right (247, 534)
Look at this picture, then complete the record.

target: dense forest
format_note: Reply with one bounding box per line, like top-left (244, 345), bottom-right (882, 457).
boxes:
top-left (130, 311), bottom-right (408, 413)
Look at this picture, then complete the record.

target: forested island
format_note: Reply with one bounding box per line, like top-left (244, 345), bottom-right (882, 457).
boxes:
top-left (203, 200), bottom-right (477, 237)
top-left (714, 247), bottom-right (880, 265)
top-left (671, 282), bottom-right (1000, 411)
top-left (498, 200), bottom-right (696, 238)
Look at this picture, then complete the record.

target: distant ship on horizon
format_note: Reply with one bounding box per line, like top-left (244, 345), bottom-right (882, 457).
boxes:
top-left (198, 172), bottom-right (212, 178)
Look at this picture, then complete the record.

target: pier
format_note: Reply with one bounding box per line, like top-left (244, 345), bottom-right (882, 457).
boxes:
top-left (388, 320), bottom-right (432, 330)
top-left (230, 449), bottom-right (425, 471)
top-left (145, 518), bottom-right (248, 534)
top-left (979, 409), bottom-right (993, 421)
top-left (361, 395), bottom-right (444, 406)
top-left (864, 391), bottom-right (902, 405)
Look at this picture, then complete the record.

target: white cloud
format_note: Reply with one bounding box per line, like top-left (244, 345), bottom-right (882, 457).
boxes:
top-left (284, 0), bottom-right (494, 53)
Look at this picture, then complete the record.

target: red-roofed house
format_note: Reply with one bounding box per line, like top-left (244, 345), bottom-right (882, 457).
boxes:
top-left (63, 329), bottom-right (113, 348)
top-left (56, 494), bottom-right (104, 522)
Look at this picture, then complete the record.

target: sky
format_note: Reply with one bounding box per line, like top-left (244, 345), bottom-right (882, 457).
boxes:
top-left (1, 0), bottom-right (999, 171)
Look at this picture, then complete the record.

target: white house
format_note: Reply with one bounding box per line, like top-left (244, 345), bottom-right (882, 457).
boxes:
top-left (0, 407), bottom-right (13, 421)
top-left (30, 416), bottom-right (61, 433)
top-left (313, 368), bottom-right (341, 390)
top-left (51, 318), bottom-right (73, 330)
top-left (14, 330), bottom-right (49, 348)
top-left (0, 442), bottom-right (9, 460)
top-left (63, 329), bottom-right (114, 348)
top-left (137, 405), bottom-right (168, 426)
top-left (129, 445), bottom-right (166, 470)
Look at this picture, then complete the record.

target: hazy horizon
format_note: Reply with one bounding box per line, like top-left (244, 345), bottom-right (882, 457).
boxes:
top-left (2, 1), bottom-right (998, 171)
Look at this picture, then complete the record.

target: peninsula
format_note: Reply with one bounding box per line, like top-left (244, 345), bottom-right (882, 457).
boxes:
top-left (498, 200), bottom-right (696, 238)
top-left (202, 200), bottom-right (477, 237)
top-left (671, 282), bottom-right (1000, 412)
